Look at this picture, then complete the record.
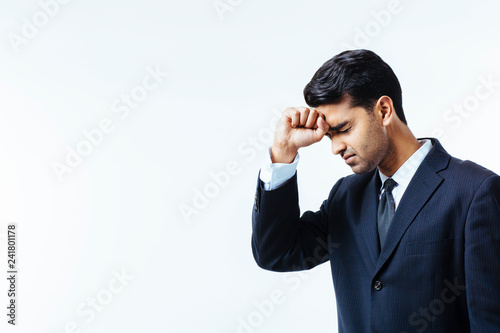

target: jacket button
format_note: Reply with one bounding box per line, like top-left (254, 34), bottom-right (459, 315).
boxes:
top-left (373, 281), bottom-right (383, 291)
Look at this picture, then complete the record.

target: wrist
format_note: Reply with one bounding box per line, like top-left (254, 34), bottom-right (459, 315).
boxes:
top-left (271, 144), bottom-right (297, 164)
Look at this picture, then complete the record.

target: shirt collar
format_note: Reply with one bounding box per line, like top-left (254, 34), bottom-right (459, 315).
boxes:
top-left (378, 139), bottom-right (433, 191)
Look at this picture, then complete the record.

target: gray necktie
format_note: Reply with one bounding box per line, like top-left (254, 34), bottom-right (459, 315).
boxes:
top-left (378, 178), bottom-right (397, 248)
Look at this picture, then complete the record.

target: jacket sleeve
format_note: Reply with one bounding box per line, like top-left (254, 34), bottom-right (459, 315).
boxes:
top-left (251, 171), bottom-right (344, 272)
top-left (464, 174), bottom-right (500, 331)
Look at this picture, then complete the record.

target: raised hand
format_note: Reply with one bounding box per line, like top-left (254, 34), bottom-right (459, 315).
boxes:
top-left (271, 107), bottom-right (330, 163)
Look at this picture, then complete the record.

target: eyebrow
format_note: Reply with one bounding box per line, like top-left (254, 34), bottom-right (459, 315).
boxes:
top-left (328, 121), bottom-right (349, 132)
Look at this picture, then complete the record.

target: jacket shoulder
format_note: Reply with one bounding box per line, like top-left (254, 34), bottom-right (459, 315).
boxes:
top-left (447, 156), bottom-right (498, 180)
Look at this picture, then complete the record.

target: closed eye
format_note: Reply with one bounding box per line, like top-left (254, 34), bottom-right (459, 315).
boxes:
top-left (325, 127), bottom-right (351, 139)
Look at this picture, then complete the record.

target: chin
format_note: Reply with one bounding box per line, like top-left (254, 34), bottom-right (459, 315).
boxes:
top-left (351, 163), bottom-right (377, 175)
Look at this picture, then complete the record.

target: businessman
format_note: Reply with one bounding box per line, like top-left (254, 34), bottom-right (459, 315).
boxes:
top-left (251, 50), bottom-right (500, 332)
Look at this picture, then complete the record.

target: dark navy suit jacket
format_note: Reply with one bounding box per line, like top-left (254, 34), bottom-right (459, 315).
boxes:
top-left (252, 138), bottom-right (500, 332)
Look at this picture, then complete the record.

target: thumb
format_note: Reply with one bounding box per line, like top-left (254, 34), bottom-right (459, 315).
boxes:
top-left (314, 116), bottom-right (329, 139)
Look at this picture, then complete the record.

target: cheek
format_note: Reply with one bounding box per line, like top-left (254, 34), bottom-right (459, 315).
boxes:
top-left (356, 125), bottom-right (383, 159)
top-left (359, 141), bottom-right (376, 161)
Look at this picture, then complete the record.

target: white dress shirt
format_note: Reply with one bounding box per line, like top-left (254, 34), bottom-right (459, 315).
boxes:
top-left (377, 139), bottom-right (432, 209)
top-left (260, 139), bottom-right (433, 211)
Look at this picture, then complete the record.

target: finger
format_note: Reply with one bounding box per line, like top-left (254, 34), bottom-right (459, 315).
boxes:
top-left (299, 108), bottom-right (310, 127)
top-left (313, 112), bottom-right (326, 129)
top-left (289, 109), bottom-right (300, 128)
top-left (305, 109), bottom-right (318, 128)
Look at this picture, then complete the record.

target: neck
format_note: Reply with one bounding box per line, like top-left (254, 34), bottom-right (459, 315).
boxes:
top-left (377, 125), bottom-right (422, 177)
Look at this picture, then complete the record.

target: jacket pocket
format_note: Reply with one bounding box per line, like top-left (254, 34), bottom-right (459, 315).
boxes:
top-left (405, 238), bottom-right (453, 256)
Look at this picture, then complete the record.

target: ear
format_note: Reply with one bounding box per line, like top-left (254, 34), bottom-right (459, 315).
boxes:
top-left (375, 96), bottom-right (395, 127)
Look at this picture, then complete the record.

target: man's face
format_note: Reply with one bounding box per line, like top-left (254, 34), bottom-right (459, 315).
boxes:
top-left (316, 97), bottom-right (392, 174)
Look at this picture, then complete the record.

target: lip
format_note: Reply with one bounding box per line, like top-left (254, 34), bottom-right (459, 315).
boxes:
top-left (343, 154), bottom-right (355, 164)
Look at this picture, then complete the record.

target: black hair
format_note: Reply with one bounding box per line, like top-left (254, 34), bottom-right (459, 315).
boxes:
top-left (303, 49), bottom-right (407, 125)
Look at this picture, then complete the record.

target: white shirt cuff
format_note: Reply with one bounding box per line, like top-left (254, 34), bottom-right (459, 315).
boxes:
top-left (259, 147), bottom-right (299, 191)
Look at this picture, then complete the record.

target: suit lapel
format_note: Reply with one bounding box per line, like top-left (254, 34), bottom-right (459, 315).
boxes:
top-left (359, 171), bottom-right (382, 271)
top-left (374, 138), bottom-right (450, 275)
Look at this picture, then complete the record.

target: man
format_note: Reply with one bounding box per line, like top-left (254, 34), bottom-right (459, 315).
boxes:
top-left (251, 49), bottom-right (500, 332)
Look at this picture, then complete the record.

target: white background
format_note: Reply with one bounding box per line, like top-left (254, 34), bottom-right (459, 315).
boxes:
top-left (1, 0), bottom-right (500, 332)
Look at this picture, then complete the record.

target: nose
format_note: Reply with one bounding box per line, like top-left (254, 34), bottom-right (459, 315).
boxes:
top-left (331, 137), bottom-right (347, 156)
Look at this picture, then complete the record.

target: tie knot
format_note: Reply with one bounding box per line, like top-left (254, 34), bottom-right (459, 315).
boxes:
top-left (383, 178), bottom-right (397, 192)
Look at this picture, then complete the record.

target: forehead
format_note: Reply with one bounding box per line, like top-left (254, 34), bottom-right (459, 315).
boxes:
top-left (316, 99), bottom-right (367, 127)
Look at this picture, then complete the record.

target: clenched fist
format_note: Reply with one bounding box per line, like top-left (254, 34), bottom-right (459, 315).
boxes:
top-left (271, 107), bottom-right (330, 163)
